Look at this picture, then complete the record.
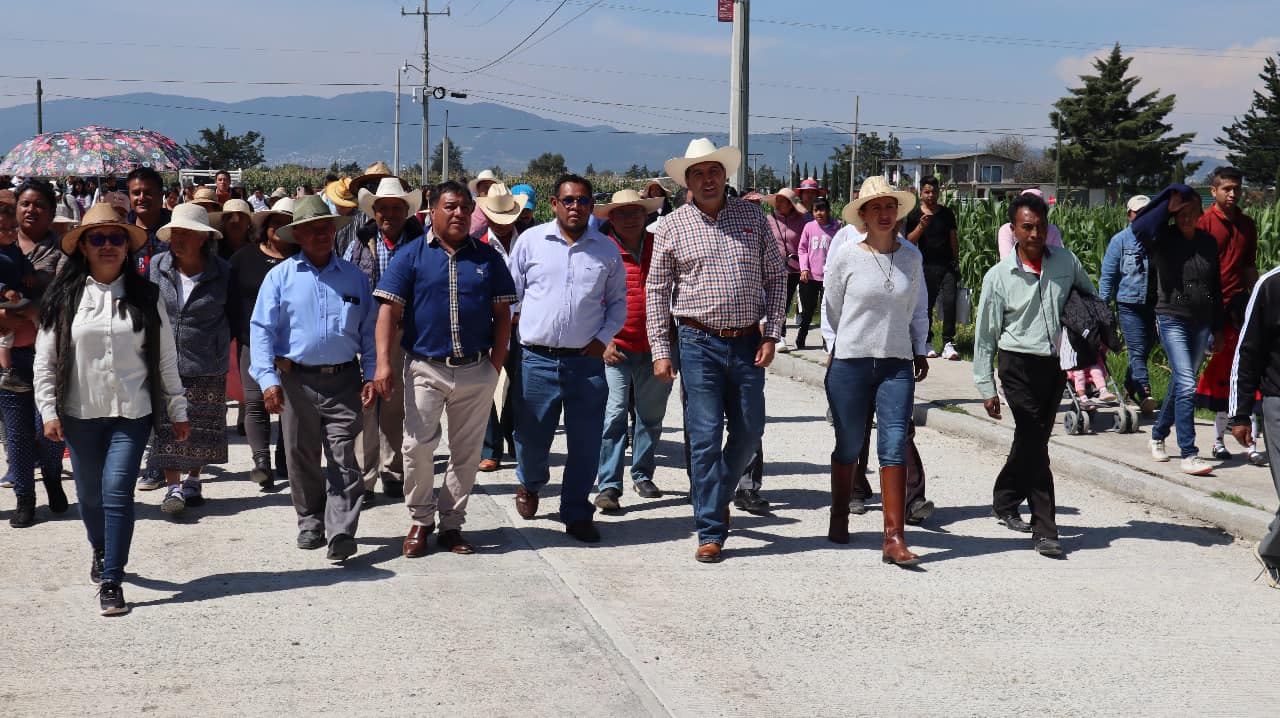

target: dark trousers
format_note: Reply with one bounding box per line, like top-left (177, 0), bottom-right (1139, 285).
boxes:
top-left (923, 263), bottom-right (958, 345)
top-left (992, 351), bottom-right (1064, 540)
top-left (795, 279), bottom-right (824, 346)
top-left (481, 326), bottom-right (523, 461)
top-left (782, 272), bottom-right (800, 336)
top-left (238, 343), bottom-right (287, 472)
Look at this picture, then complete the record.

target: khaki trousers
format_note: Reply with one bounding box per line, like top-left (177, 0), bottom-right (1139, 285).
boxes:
top-left (360, 343), bottom-right (405, 489)
top-left (402, 356), bottom-right (498, 531)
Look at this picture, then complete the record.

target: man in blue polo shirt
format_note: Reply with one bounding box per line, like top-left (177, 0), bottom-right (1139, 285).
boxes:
top-left (372, 180), bottom-right (516, 557)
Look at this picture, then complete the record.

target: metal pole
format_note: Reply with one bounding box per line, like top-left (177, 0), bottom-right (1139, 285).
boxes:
top-left (36, 79), bottom-right (42, 134)
top-left (728, 0), bottom-right (749, 190)
top-left (787, 125), bottom-right (794, 188)
top-left (393, 69), bottom-right (401, 175)
top-left (1054, 114), bottom-right (1062, 203)
top-left (850, 95), bottom-right (859, 199)
top-left (421, 9), bottom-right (428, 185)
top-left (442, 110), bottom-right (450, 181)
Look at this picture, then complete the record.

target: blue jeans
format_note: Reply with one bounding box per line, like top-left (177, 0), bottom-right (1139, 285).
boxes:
top-left (825, 357), bottom-right (915, 467)
top-left (597, 350), bottom-right (673, 492)
top-left (678, 326), bottom-right (765, 545)
top-left (1117, 302), bottom-right (1157, 396)
top-left (62, 415), bottom-right (152, 585)
top-left (0, 346), bottom-right (64, 497)
top-left (1151, 314), bottom-right (1211, 459)
top-left (514, 349), bottom-right (608, 525)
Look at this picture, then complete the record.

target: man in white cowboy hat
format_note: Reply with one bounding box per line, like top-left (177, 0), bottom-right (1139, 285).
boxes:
top-left (646, 138), bottom-right (787, 563)
top-left (474, 182), bottom-right (530, 472)
top-left (249, 195), bottom-right (377, 562)
top-left (468, 169), bottom-right (499, 237)
top-left (762, 187), bottom-right (808, 354)
top-left (590, 189), bottom-right (670, 512)
top-left (372, 180), bottom-right (516, 556)
top-left (508, 173), bottom-right (627, 543)
top-left (344, 177), bottom-right (426, 504)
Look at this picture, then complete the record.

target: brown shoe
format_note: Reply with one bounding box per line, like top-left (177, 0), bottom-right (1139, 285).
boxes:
top-left (437, 528), bottom-right (475, 554)
top-left (402, 524), bottom-right (434, 558)
top-left (828, 461), bottom-right (854, 544)
top-left (515, 486), bottom-right (538, 520)
top-left (695, 542), bottom-right (723, 563)
top-left (478, 459), bottom-right (500, 472)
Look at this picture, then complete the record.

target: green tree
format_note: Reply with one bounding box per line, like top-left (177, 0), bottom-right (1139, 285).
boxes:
top-left (829, 131), bottom-right (902, 198)
top-left (1218, 52), bottom-right (1280, 186)
top-left (184, 124), bottom-right (265, 169)
top-left (430, 141), bottom-right (465, 179)
top-left (1049, 44), bottom-right (1195, 193)
top-left (528, 152), bottom-right (568, 176)
top-left (755, 164), bottom-right (782, 191)
top-left (328, 160), bottom-right (362, 175)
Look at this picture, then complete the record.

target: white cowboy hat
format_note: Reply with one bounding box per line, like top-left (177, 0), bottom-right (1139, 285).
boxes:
top-left (275, 195), bottom-right (354, 244)
top-left (252, 197), bottom-right (295, 229)
top-left (663, 137), bottom-right (741, 188)
top-left (762, 187), bottom-right (807, 215)
top-left (477, 182), bottom-right (531, 226)
top-left (843, 176), bottom-right (917, 230)
top-left (468, 169), bottom-right (498, 196)
top-left (357, 177), bottom-right (423, 218)
top-left (157, 203), bottom-right (224, 242)
top-left (592, 189), bottom-right (663, 220)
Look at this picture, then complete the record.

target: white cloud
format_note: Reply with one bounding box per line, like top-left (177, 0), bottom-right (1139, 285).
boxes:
top-left (590, 15), bottom-right (778, 58)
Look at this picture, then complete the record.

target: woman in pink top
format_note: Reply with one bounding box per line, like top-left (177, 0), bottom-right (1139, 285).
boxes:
top-left (795, 197), bottom-right (841, 349)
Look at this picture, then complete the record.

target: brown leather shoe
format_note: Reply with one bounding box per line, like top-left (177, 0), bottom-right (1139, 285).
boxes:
top-left (829, 461), bottom-right (854, 544)
top-left (402, 524), bottom-right (434, 558)
top-left (515, 486), bottom-right (538, 520)
top-left (695, 542), bottom-right (723, 563)
top-left (478, 459), bottom-right (500, 472)
top-left (437, 528), bottom-right (475, 554)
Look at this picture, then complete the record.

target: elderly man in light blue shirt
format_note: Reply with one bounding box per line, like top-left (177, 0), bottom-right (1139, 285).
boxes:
top-left (249, 195), bottom-right (377, 562)
top-left (506, 174), bottom-right (626, 543)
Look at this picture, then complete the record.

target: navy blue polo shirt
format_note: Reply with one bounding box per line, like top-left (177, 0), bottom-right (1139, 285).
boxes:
top-left (373, 231), bottom-right (517, 358)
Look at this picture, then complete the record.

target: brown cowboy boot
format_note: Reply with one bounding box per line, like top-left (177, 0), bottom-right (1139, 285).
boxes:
top-left (829, 461), bottom-right (854, 543)
top-left (880, 466), bottom-right (920, 566)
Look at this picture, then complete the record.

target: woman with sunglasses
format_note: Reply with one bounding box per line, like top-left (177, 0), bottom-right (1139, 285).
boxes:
top-left (34, 203), bottom-right (188, 615)
top-left (1, 180), bottom-right (68, 526)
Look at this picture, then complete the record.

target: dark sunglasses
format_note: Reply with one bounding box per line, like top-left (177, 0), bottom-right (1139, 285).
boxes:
top-left (557, 196), bottom-right (592, 207)
top-left (84, 232), bottom-right (129, 247)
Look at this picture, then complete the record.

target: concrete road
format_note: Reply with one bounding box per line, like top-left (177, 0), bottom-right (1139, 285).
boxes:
top-left (2, 371), bottom-right (1277, 717)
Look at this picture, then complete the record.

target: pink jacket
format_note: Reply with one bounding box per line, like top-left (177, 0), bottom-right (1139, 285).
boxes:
top-left (997, 222), bottom-right (1063, 259)
top-left (798, 219), bottom-right (841, 282)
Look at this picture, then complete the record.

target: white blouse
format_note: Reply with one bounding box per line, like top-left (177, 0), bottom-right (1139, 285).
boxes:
top-left (35, 275), bottom-right (187, 423)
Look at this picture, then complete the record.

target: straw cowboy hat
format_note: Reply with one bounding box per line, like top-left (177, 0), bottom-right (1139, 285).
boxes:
top-left (843, 176), bottom-right (917, 230)
top-left (352, 161), bottom-right (409, 194)
top-left (269, 187), bottom-right (290, 200)
top-left (325, 177), bottom-right (359, 209)
top-left (60, 202), bottom-right (148, 255)
top-left (209, 198), bottom-right (252, 227)
top-left (663, 138), bottom-right (741, 188)
top-left (276, 195), bottom-right (353, 244)
top-left (762, 187), bottom-right (807, 214)
top-left (357, 177), bottom-right (422, 218)
top-left (468, 169), bottom-right (498, 196)
top-left (158, 203), bottom-right (224, 243)
top-left (592, 189), bottom-right (663, 220)
top-left (252, 197), bottom-right (295, 230)
top-left (478, 183), bottom-right (531, 226)
top-left (190, 186), bottom-right (221, 211)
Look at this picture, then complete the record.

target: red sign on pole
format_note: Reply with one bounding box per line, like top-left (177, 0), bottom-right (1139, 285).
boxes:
top-left (718, 0), bottom-right (733, 22)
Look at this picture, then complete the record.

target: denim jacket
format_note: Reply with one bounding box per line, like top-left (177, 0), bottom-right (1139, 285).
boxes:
top-left (1098, 225), bottom-right (1148, 306)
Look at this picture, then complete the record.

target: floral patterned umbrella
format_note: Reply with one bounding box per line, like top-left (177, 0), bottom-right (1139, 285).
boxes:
top-left (0, 125), bottom-right (194, 177)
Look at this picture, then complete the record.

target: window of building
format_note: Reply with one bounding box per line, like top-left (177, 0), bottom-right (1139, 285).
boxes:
top-left (980, 165), bottom-right (1004, 183)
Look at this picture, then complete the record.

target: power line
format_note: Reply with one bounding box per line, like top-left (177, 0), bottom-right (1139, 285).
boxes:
top-left (463, 0), bottom-right (516, 27)
top-left (442, 0), bottom-right (570, 74)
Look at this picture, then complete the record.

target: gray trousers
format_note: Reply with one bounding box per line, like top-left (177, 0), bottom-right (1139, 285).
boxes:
top-left (359, 344), bottom-right (405, 490)
top-left (280, 366), bottom-right (364, 538)
top-left (1260, 397), bottom-right (1280, 565)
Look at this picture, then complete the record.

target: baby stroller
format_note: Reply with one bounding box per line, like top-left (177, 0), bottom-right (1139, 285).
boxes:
top-left (1059, 289), bottom-right (1140, 435)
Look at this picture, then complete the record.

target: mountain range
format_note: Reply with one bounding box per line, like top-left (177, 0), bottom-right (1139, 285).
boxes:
top-left (0, 92), bottom-right (1222, 178)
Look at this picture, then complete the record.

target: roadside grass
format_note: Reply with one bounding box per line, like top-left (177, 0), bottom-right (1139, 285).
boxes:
top-left (1210, 491), bottom-right (1262, 510)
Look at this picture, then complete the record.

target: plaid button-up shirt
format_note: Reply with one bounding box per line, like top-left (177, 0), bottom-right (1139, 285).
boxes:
top-left (645, 196), bottom-right (787, 361)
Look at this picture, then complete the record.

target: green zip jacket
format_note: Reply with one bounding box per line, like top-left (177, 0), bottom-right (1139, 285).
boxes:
top-left (973, 245), bottom-right (1096, 399)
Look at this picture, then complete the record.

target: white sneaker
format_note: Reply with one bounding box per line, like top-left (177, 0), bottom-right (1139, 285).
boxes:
top-left (941, 342), bottom-right (960, 360)
top-left (777, 338), bottom-right (791, 354)
top-left (926, 349), bottom-right (939, 359)
top-left (1149, 439), bottom-right (1169, 462)
top-left (1180, 455), bottom-right (1213, 476)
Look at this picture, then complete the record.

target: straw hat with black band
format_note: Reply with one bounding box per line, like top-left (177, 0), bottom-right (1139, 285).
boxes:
top-left (275, 195), bottom-right (353, 244)
top-left (842, 176), bottom-right (917, 231)
top-left (592, 189), bottom-right (663, 220)
top-left (59, 202), bottom-right (148, 255)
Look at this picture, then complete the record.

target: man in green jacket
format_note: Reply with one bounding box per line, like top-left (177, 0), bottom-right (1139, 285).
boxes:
top-left (973, 192), bottom-right (1095, 557)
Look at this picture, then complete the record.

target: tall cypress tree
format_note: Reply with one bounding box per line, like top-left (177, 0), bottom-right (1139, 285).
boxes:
top-left (1219, 53), bottom-right (1280, 186)
top-left (1049, 44), bottom-right (1195, 193)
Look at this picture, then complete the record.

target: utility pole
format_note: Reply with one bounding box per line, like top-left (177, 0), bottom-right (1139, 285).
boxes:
top-left (1054, 114), bottom-right (1062, 203)
top-left (728, 0), bottom-right (749, 190)
top-left (787, 125), bottom-right (796, 189)
top-left (442, 110), bottom-right (451, 181)
top-left (35, 79), bottom-right (42, 134)
top-left (403, 3), bottom-right (450, 184)
top-left (849, 96), bottom-right (859, 200)
top-left (393, 68), bottom-right (402, 174)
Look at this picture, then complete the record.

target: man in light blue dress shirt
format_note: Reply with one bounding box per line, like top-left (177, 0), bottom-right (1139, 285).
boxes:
top-left (506, 174), bottom-right (627, 543)
top-left (250, 195), bottom-right (377, 562)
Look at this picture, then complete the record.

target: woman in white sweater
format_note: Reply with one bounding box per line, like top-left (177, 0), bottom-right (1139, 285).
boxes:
top-left (822, 176), bottom-right (930, 565)
top-left (33, 203), bottom-right (188, 616)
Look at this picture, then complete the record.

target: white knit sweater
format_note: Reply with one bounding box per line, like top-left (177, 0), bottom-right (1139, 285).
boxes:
top-left (821, 234), bottom-right (930, 360)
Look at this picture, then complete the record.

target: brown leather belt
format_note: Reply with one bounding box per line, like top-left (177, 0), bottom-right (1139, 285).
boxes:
top-left (677, 317), bottom-right (759, 339)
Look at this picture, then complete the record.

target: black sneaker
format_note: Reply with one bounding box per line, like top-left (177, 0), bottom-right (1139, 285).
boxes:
top-left (98, 582), bottom-right (129, 616)
top-left (297, 529), bottom-right (326, 550)
top-left (633, 479), bottom-right (662, 499)
top-left (327, 533), bottom-right (357, 561)
top-left (90, 548), bottom-right (104, 585)
top-left (733, 488), bottom-right (770, 514)
top-left (593, 487), bottom-right (622, 512)
top-left (1035, 538), bottom-right (1064, 557)
top-left (249, 453), bottom-right (272, 487)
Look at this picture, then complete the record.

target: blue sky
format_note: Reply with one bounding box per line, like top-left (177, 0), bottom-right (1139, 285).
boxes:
top-left (1, 0), bottom-right (1276, 158)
